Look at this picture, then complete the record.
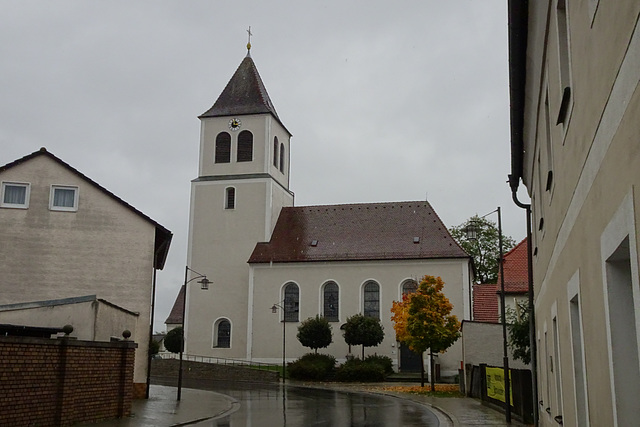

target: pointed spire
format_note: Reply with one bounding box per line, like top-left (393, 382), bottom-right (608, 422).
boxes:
top-left (199, 54), bottom-right (280, 120)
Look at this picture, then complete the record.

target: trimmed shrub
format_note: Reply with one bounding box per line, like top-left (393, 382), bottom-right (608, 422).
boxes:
top-left (365, 354), bottom-right (394, 375)
top-left (334, 358), bottom-right (385, 382)
top-left (288, 353), bottom-right (336, 381)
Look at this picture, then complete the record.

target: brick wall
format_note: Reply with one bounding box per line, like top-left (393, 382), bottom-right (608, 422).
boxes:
top-left (0, 336), bottom-right (137, 426)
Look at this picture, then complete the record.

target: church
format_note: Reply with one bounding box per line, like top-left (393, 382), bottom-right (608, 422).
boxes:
top-left (173, 44), bottom-right (473, 377)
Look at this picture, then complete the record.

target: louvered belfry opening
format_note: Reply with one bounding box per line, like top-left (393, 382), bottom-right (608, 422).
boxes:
top-left (215, 132), bottom-right (231, 163)
top-left (273, 136), bottom-right (279, 168)
top-left (279, 143), bottom-right (285, 173)
top-left (237, 130), bottom-right (253, 162)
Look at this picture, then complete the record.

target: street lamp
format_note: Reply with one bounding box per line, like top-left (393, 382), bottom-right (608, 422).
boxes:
top-left (271, 301), bottom-right (287, 383)
top-left (177, 266), bottom-right (211, 401)
top-left (467, 207), bottom-right (511, 423)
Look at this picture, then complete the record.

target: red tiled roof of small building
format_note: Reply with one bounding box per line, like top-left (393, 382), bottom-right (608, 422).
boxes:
top-left (248, 201), bottom-right (469, 263)
top-left (498, 237), bottom-right (529, 293)
top-left (165, 285), bottom-right (185, 325)
top-left (473, 283), bottom-right (499, 323)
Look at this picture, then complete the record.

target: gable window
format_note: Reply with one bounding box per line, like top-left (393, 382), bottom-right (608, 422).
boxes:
top-left (279, 143), bottom-right (285, 173)
top-left (50, 185), bottom-right (78, 212)
top-left (363, 281), bottom-right (380, 319)
top-left (323, 281), bottom-right (339, 322)
top-left (273, 137), bottom-right (279, 168)
top-left (284, 282), bottom-right (299, 322)
top-left (1, 182), bottom-right (30, 209)
top-left (225, 187), bottom-right (235, 210)
top-left (237, 130), bottom-right (253, 162)
top-left (402, 279), bottom-right (418, 296)
top-left (214, 319), bottom-right (231, 348)
top-left (215, 132), bottom-right (231, 163)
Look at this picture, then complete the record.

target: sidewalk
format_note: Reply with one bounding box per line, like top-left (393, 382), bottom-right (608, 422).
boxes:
top-left (84, 382), bottom-right (528, 426)
top-left (78, 385), bottom-right (238, 427)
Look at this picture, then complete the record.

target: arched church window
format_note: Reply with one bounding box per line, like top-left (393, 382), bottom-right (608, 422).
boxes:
top-left (214, 319), bottom-right (231, 348)
top-left (402, 279), bottom-right (418, 296)
top-left (273, 137), bottom-right (279, 168)
top-left (237, 130), bottom-right (253, 162)
top-left (323, 281), bottom-right (339, 322)
top-left (225, 187), bottom-right (235, 210)
top-left (363, 281), bottom-right (380, 319)
top-left (215, 132), bottom-right (231, 163)
top-left (279, 143), bottom-right (285, 173)
top-left (284, 282), bottom-right (299, 322)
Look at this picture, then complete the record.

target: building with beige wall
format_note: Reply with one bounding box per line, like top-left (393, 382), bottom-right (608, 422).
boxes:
top-left (508, 1), bottom-right (640, 425)
top-left (0, 295), bottom-right (139, 343)
top-left (0, 149), bottom-right (172, 398)
top-left (181, 48), bottom-right (472, 378)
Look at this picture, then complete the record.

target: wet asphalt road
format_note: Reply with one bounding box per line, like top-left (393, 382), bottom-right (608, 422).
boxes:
top-left (177, 379), bottom-right (439, 427)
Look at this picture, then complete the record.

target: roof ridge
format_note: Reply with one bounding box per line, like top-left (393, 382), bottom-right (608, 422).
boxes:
top-left (290, 200), bottom-right (433, 209)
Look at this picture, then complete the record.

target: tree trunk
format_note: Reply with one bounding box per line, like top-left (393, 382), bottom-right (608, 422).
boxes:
top-left (420, 353), bottom-right (425, 388)
top-left (429, 350), bottom-right (435, 392)
top-left (362, 345), bottom-right (365, 360)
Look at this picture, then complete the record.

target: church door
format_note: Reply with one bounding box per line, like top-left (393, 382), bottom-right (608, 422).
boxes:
top-left (399, 343), bottom-right (422, 372)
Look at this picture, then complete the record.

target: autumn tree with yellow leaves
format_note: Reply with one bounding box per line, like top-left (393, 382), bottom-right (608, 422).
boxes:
top-left (391, 275), bottom-right (461, 390)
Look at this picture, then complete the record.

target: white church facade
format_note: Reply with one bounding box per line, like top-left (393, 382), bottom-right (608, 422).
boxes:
top-left (177, 48), bottom-right (472, 377)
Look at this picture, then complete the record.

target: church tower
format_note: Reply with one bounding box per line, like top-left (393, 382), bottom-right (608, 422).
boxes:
top-left (184, 46), bottom-right (294, 359)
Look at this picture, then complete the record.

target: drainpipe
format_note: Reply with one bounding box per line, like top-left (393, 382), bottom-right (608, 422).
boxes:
top-left (146, 262), bottom-right (158, 399)
top-left (509, 174), bottom-right (538, 426)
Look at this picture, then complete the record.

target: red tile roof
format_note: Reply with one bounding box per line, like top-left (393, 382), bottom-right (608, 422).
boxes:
top-left (165, 285), bottom-right (185, 325)
top-left (473, 284), bottom-right (499, 323)
top-left (498, 237), bottom-right (529, 293)
top-left (248, 201), bottom-right (469, 263)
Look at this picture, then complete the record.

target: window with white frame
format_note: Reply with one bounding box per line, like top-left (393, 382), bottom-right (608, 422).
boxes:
top-left (50, 185), bottom-right (78, 211)
top-left (225, 187), bottom-right (235, 210)
top-left (363, 281), bottom-right (380, 319)
top-left (323, 281), bottom-right (339, 322)
top-left (284, 282), bottom-right (299, 322)
top-left (402, 279), bottom-right (418, 296)
top-left (1, 182), bottom-right (30, 209)
top-left (213, 319), bottom-right (231, 348)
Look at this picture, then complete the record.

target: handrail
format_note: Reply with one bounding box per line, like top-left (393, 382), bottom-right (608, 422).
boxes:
top-left (159, 352), bottom-right (280, 371)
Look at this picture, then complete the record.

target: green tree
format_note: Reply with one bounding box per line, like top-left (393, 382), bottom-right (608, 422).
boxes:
top-left (506, 300), bottom-right (531, 364)
top-left (164, 327), bottom-right (183, 354)
top-left (449, 215), bottom-right (516, 284)
top-left (343, 314), bottom-right (384, 359)
top-left (391, 275), bottom-right (461, 389)
top-left (149, 337), bottom-right (161, 356)
top-left (297, 315), bottom-right (333, 354)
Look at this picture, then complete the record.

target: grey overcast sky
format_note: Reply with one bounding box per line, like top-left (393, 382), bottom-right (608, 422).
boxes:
top-left (1, 1), bottom-right (529, 332)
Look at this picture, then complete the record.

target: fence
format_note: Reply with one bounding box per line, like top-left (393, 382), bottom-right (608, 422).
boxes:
top-left (0, 335), bottom-right (137, 426)
top-left (467, 363), bottom-right (533, 424)
top-left (160, 352), bottom-right (281, 372)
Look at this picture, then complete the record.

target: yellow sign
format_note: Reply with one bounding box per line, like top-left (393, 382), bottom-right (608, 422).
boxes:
top-left (486, 367), bottom-right (513, 405)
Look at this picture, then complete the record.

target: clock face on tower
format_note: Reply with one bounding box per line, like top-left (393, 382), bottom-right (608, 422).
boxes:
top-left (228, 118), bottom-right (242, 131)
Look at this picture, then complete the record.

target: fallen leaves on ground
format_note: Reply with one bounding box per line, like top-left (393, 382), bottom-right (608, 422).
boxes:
top-left (381, 384), bottom-right (462, 396)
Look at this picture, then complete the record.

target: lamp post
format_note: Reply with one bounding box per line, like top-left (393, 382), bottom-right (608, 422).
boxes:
top-left (466, 207), bottom-right (511, 423)
top-left (177, 266), bottom-right (211, 401)
top-left (271, 301), bottom-right (287, 383)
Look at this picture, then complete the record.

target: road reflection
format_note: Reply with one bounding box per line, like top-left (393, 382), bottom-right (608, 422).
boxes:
top-left (176, 379), bottom-right (439, 427)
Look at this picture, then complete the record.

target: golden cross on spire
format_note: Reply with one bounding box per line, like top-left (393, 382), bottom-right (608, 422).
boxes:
top-left (246, 26), bottom-right (252, 51)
